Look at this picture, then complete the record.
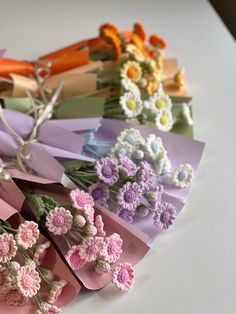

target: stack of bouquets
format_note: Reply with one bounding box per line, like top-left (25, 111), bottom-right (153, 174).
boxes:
top-left (0, 23), bottom-right (193, 137)
top-left (0, 22), bottom-right (205, 314)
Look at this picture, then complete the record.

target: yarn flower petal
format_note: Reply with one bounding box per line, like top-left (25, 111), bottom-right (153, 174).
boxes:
top-left (15, 221), bottom-right (40, 249)
top-left (112, 263), bottom-right (135, 291)
top-left (45, 207), bottom-right (73, 236)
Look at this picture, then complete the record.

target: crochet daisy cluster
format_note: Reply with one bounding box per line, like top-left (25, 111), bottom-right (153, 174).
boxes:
top-left (30, 189), bottom-right (135, 292)
top-left (88, 154), bottom-right (174, 230)
top-left (0, 220), bottom-right (65, 313)
top-left (109, 128), bottom-right (195, 188)
top-left (119, 81), bottom-right (174, 132)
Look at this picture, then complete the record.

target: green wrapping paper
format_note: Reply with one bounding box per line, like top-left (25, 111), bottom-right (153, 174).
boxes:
top-left (1, 95), bottom-right (193, 137)
top-left (55, 96), bottom-right (105, 119)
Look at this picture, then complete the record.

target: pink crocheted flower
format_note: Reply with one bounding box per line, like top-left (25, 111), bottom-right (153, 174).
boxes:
top-left (9, 261), bottom-right (21, 273)
top-left (48, 279), bottom-right (67, 304)
top-left (95, 215), bottom-right (106, 237)
top-left (86, 225), bottom-right (97, 237)
top-left (16, 265), bottom-right (41, 297)
top-left (79, 237), bottom-right (107, 263)
top-left (112, 263), bottom-right (135, 291)
top-left (0, 265), bottom-right (11, 293)
top-left (36, 303), bottom-right (61, 314)
top-left (95, 261), bottom-right (111, 274)
top-left (74, 215), bottom-right (86, 228)
top-left (70, 189), bottom-right (94, 210)
top-left (0, 233), bottom-right (17, 263)
top-left (33, 241), bottom-right (51, 266)
top-left (46, 207), bottom-right (73, 235)
top-left (104, 233), bottom-right (123, 263)
top-left (15, 221), bottom-right (40, 249)
top-left (0, 288), bottom-right (27, 306)
top-left (65, 246), bottom-right (86, 270)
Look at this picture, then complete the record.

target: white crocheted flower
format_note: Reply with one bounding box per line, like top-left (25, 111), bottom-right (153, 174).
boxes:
top-left (148, 92), bottom-right (172, 114)
top-left (171, 164), bottom-right (194, 188)
top-left (117, 128), bottom-right (145, 147)
top-left (145, 134), bottom-right (164, 159)
top-left (155, 109), bottom-right (173, 131)
top-left (121, 78), bottom-right (140, 96)
top-left (119, 92), bottom-right (143, 118)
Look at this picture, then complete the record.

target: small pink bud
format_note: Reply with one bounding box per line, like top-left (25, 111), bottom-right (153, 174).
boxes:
top-left (95, 261), bottom-right (111, 274)
top-left (87, 225), bottom-right (97, 237)
top-left (74, 215), bottom-right (86, 228)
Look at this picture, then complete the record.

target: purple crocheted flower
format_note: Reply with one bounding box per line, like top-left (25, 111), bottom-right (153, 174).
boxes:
top-left (118, 209), bottom-right (135, 223)
top-left (145, 185), bottom-right (164, 211)
top-left (88, 182), bottom-right (109, 205)
top-left (118, 156), bottom-right (137, 177)
top-left (136, 161), bottom-right (155, 191)
top-left (112, 206), bottom-right (123, 215)
top-left (95, 157), bottom-right (119, 186)
top-left (117, 182), bottom-right (142, 211)
top-left (153, 202), bottom-right (176, 230)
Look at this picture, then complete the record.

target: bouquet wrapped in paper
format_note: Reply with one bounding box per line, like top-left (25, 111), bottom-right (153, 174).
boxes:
top-left (0, 23), bottom-right (193, 137)
top-left (65, 119), bottom-right (204, 245)
top-left (0, 179), bottom-right (81, 313)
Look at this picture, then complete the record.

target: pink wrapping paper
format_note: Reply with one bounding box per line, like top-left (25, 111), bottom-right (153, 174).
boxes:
top-left (0, 182), bottom-right (81, 312)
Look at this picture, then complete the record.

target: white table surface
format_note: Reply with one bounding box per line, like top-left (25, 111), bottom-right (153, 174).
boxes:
top-left (1, 0), bottom-right (236, 313)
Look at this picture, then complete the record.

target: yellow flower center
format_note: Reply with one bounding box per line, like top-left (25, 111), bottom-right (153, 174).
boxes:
top-left (155, 99), bottom-right (166, 109)
top-left (160, 115), bottom-right (169, 125)
top-left (127, 66), bottom-right (138, 79)
top-left (126, 99), bottom-right (137, 110)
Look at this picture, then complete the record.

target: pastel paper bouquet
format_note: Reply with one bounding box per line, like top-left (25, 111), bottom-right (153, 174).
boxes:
top-left (0, 180), bottom-right (80, 314)
top-left (0, 23), bottom-right (193, 137)
top-left (0, 22), bottom-right (205, 314)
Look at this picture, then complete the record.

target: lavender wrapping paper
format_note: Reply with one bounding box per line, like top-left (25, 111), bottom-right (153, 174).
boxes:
top-left (134, 195), bottom-right (184, 245)
top-left (0, 109), bottom-right (101, 182)
top-left (81, 118), bottom-right (205, 246)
